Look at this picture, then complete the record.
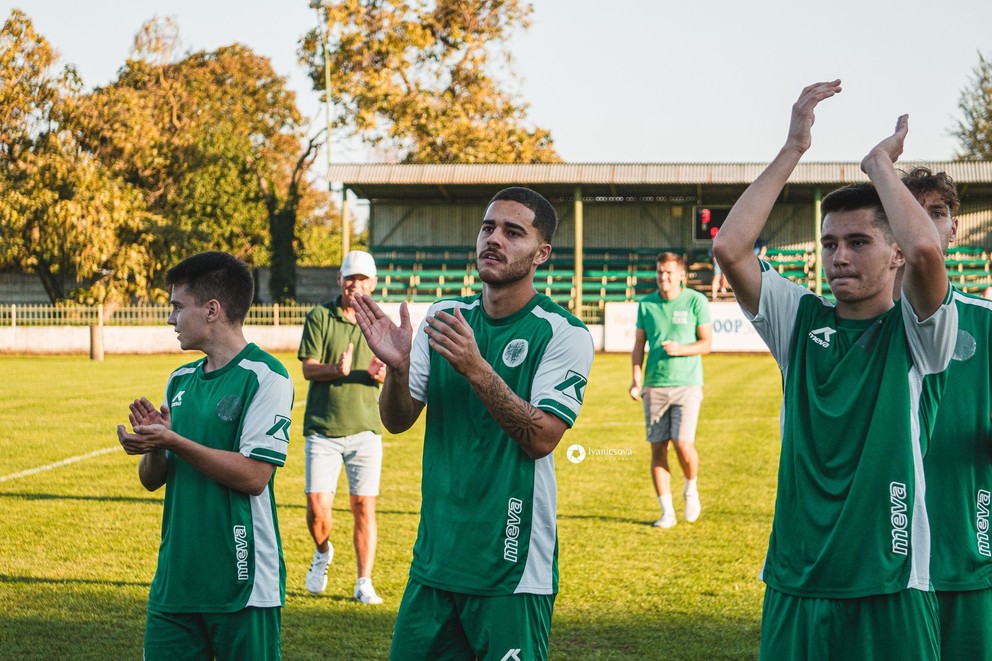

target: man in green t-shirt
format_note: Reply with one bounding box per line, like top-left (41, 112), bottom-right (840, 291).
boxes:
top-left (353, 187), bottom-right (594, 661)
top-left (630, 252), bottom-right (712, 527)
top-left (117, 251), bottom-right (294, 661)
top-left (299, 250), bottom-right (387, 605)
top-left (714, 82), bottom-right (957, 659)
top-left (896, 167), bottom-right (992, 660)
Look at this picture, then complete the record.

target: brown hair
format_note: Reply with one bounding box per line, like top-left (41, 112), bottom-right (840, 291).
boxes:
top-left (901, 167), bottom-right (960, 215)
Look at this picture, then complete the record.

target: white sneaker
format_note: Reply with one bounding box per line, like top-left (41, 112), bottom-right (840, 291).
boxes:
top-left (685, 492), bottom-right (701, 523)
top-left (653, 512), bottom-right (677, 528)
top-left (354, 577), bottom-right (384, 605)
top-left (305, 546), bottom-right (333, 594)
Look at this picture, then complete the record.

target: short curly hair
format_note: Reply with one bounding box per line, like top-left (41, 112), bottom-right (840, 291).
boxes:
top-left (901, 167), bottom-right (960, 215)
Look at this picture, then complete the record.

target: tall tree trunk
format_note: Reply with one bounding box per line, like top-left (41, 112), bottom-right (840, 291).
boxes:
top-left (268, 205), bottom-right (297, 303)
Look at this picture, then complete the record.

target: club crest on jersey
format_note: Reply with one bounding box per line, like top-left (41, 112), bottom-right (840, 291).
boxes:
top-left (216, 394), bottom-right (244, 422)
top-left (502, 339), bottom-right (529, 368)
top-left (953, 329), bottom-right (977, 362)
top-left (673, 310), bottom-right (689, 325)
top-left (170, 390), bottom-right (186, 408)
top-left (808, 326), bottom-right (836, 348)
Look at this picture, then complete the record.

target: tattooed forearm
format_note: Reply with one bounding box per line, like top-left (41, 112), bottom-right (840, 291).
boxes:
top-left (474, 370), bottom-right (548, 456)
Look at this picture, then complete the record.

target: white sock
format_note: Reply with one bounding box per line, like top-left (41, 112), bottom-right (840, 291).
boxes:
top-left (658, 494), bottom-right (674, 515)
top-left (684, 478), bottom-right (698, 496)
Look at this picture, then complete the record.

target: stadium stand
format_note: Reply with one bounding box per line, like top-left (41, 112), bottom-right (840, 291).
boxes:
top-left (945, 245), bottom-right (991, 293)
top-left (367, 244), bottom-right (992, 307)
top-left (765, 247), bottom-right (813, 287)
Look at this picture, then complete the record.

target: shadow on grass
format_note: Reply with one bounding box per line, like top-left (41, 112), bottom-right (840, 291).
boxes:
top-left (0, 574), bottom-right (758, 660)
top-left (0, 491), bottom-right (420, 518)
top-left (0, 583), bottom-right (148, 660)
top-left (557, 512), bottom-right (652, 526)
top-left (0, 491), bottom-right (163, 505)
top-left (0, 573), bottom-right (149, 588)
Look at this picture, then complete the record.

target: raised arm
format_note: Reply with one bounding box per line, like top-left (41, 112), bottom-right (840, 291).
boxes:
top-left (352, 294), bottom-right (425, 433)
top-left (714, 80), bottom-right (842, 315)
top-left (860, 116), bottom-right (948, 319)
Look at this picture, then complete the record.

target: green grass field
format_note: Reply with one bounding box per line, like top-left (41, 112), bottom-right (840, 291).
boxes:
top-left (0, 352), bottom-right (782, 660)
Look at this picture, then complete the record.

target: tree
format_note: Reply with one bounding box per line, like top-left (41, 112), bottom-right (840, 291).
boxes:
top-left (299, 0), bottom-right (560, 164)
top-left (0, 9), bottom-right (148, 304)
top-left (78, 20), bottom-right (328, 301)
top-left (0, 9), bottom-right (74, 167)
top-left (2, 135), bottom-right (149, 303)
top-left (952, 51), bottom-right (992, 160)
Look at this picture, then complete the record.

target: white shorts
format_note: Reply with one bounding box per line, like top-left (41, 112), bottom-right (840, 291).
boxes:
top-left (304, 430), bottom-right (382, 496)
top-left (642, 386), bottom-right (703, 443)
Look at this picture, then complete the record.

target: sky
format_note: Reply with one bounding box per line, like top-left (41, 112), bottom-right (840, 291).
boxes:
top-left (16, 0), bottom-right (992, 164)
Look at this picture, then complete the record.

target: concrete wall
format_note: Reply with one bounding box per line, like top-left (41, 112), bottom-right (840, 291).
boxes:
top-left (1, 303), bottom-right (770, 355)
top-left (0, 325), bottom-right (308, 355)
top-left (0, 323), bottom-right (609, 355)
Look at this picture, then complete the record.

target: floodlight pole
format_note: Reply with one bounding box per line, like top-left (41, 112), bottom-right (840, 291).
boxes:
top-left (813, 188), bottom-right (822, 296)
top-left (311, 0), bottom-right (349, 256)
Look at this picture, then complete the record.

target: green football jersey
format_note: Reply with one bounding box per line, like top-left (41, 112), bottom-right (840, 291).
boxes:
top-left (636, 288), bottom-right (712, 387)
top-left (298, 298), bottom-right (382, 437)
top-left (748, 264), bottom-right (956, 598)
top-left (407, 293), bottom-right (594, 596)
top-left (148, 343), bottom-right (294, 613)
top-left (926, 289), bottom-right (992, 591)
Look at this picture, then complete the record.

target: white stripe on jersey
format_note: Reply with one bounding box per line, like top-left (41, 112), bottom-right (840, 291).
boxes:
top-left (953, 289), bottom-right (992, 311)
top-left (906, 363), bottom-right (931, 591)
top-left (514, 452), bottom-right (557, 594)
top-left (247, 486), bottom-right (283, 607)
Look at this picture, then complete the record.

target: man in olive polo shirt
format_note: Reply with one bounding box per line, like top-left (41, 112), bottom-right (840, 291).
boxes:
top-left (299, 250), bottom-right (387, 604)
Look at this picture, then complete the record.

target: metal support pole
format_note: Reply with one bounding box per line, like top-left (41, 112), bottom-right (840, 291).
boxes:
top-left (814, 188), bottom-right (823, 296)
top-left (313, 3), bottom-right (346, 258)
top-left (341, 186), bottom-right (350, 257)
top-left (90, 303), bottom-right (104, 361)
top-left (573, 186), bottom-right (584, 315)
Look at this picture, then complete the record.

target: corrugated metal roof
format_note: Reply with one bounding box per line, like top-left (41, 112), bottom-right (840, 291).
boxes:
top-left (327, 161), bottom-right (992, 186)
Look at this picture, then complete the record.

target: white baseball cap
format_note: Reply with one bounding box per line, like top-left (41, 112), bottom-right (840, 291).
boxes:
top-left (340, 250), bottom-right (377, 278)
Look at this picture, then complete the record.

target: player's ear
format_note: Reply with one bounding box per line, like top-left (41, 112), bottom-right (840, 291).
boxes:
top-left (206, 299), bottom-right (222, 322)
top-left (534, 242), bottom-right (551, 267)
top-left (891, 245), bottom-right (906, 269)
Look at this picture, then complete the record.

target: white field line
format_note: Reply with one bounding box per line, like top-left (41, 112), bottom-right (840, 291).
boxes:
top-left (0, 400), bottom-right (307, 484)
top-left (0, 446), bottom-right (119, 483)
